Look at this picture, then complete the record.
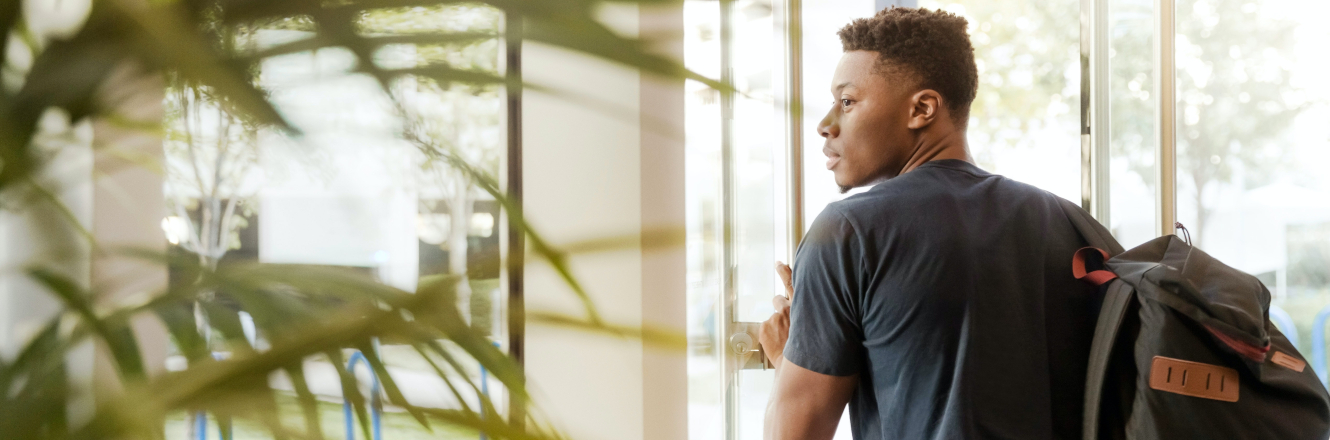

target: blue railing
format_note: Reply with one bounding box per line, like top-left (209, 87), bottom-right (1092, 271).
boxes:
top-left (344, 351), bottom-right (384, 440)
top-left (1270, 305), bottom-right (1299, 348)
top-left (1314, 305), bottom-right (1330, 385)
top-left (478, 341), bottom-right (500, 440)
top-left (191, 341), bottom-right (503, 440)
top-left (191, 412), bottom-right (229, 440)
top-left (193, 353), bottom-right (232, 440)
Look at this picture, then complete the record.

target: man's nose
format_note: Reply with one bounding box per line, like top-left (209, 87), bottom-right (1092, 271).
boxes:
top-left (817, 106), bottom-right (838, 139)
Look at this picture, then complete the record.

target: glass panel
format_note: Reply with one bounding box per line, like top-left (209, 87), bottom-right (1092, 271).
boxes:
top-left (736, 369), bottom-right (776, 439)
top-left (731, 0), bottom-right (791, 324)
top-left (685, 1), bottom-right (724, 438)
top-left (918, 0), bottom-right (1083, 203)
top-left (1106, 0), bottom-right (1161, 248)
top-left (687, 0), bottom-right (792, 437)
top-left (729, 0), bottom-right (794, 437)
top-left (1173, 0), bottom-right (1330, 357)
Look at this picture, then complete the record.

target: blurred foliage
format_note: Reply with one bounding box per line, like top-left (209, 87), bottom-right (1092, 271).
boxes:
top-left (1, 0), bottom-right (703, 439)
top-left (1289, 222), bottom-right (1330, 290)
top-left (1173, 0), bottom-right (1306, 243)
top-left (921, 0), bottom-right (1080, 156)
top-left (1100, 0), bottom-right (1308, 244)
top-left (926, 0), bottom-right (1310, 246)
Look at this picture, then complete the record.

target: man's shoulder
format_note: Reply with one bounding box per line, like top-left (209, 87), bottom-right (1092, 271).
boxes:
top-left (827, 166), bottom-right (1069, 228)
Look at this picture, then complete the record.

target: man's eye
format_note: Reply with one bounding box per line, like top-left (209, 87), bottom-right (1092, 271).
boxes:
top-left (840, 99), bottom-right (853, 107)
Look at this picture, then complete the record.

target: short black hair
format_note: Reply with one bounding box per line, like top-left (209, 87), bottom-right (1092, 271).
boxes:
top-left (838, 7), bottom-right (978, 124)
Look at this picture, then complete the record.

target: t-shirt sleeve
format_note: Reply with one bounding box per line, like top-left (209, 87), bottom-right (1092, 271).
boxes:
top-left (783, 206), bottom-right (865, 377)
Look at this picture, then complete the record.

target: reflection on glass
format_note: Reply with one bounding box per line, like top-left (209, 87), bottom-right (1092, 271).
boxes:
top-left (1173, 0), bottom-right (1330, 355)
top-left (1107, 0), bottom-right (1159, 248)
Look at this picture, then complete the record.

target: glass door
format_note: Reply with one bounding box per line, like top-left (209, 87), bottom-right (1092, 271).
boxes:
top-left (685, 0), bottom-right (796, 438)
top-left (720, 0), bottom-right (792, 433)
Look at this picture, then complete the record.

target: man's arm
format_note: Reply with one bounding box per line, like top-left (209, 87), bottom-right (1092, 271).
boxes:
top-left (764, 359), bottom-right (857, 440)
top-left (760, 262), bottom-right (857, 440)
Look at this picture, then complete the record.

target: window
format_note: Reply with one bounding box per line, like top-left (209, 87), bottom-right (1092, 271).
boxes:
top-left (1105, 0), bottom-right (1162, 248)
top-left (917, 1), bottom-right (1083, 199)
top-left (160, 6), bottom-right (509, 437)
top-left (1170, 0), bottom-right (1330, 360)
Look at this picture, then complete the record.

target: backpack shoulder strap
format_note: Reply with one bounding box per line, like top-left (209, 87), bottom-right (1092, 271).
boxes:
top-left (1057, 197), bottom-right (1124, 255)
top-left (1056, 198), bottom-right (1129, 440)
top-left (1081, 280), bottom-right (1133, 440)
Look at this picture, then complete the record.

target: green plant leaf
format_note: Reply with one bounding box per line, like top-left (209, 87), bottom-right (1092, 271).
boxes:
top-left (356, 342), bottom-right (433, 429)
top-left (106, 0), bottom-right (295, 132)
top-left (530, 311), bottom-right (686, 350)
top-left (327, 348), bottom-right (375, 440)
top-left (281, 362), bottom-right (326, 440)
top-left (28, 267), bottom-right (148, 383)
top-left (243, 31), bottom-right (498, 61)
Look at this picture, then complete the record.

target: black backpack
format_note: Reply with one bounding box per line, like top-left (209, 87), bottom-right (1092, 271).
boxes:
top-left (1058, 199), bottom-right (1330, 440)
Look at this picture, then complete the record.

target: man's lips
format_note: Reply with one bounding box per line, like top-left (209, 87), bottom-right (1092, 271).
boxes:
top-left (823, 147), bottom-right (841, 170)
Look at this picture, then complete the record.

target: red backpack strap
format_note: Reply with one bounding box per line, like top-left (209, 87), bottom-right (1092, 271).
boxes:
top-left (1073, 246), bottom-right (1118, 286)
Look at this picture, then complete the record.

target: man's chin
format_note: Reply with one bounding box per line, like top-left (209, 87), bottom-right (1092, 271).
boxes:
top-left (833, 173), bottom-right (857, 194)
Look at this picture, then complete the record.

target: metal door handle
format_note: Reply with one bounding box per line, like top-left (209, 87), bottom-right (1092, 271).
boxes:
top-left (729, 322), bottom-right (773, 370)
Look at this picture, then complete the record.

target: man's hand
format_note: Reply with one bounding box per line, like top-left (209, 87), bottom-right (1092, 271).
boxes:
top-left (759, 262), bottom-right (795, 368)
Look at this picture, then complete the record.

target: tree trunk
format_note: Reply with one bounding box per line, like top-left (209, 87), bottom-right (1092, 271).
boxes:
top-left (1192, 171), bottom-right (1210, 248)
top-left (449, 173), bottom-right (474, 325)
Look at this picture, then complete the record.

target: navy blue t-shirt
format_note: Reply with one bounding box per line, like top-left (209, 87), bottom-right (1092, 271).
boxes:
top-left (783, 159), bottom-right (1098, 440)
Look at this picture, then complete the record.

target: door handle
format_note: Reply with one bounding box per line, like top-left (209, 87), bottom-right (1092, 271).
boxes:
top-left (729, 322), bottom-right (774, 370)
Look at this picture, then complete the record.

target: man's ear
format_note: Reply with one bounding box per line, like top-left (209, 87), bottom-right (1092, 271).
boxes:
top-left (907, 90), bottom-right (944, 130)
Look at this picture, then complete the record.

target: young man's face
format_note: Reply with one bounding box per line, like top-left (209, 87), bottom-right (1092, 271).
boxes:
top-left (817, 50), bottom-right (918, 192)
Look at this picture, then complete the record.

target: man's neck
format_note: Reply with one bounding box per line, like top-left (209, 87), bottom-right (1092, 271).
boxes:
top-left (899, 128), bottom-right (971, 175)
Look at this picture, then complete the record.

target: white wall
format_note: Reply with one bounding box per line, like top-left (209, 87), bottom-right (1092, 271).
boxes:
top-left (0, 60), bottom-right (168, 420)
top-left (522, 4), bottom-right (687, 439)
top-left (0, 110), bottom-right (93, 360)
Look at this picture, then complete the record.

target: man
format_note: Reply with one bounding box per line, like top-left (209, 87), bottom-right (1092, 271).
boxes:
top-left (758, 7), bottom-right (1099, 440)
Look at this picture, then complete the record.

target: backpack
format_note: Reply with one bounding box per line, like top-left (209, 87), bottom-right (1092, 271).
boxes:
top-left (1058, 198), bottom-right (1330, 440)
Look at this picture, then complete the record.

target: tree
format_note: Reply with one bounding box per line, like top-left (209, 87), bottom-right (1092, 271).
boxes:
top-left (1096, 0), bottom-right (1304, 246)
top-left (163, 77), bottom-right (260, 270)
top-left (923, 0), bottom-right (1081, 164)
top-left (407, 82), bottom-right (503, 327)
top-left (930, 0), bottom-right (1307, 247)
top-left (1173, 0), bottom-right (1304, 245)
top-left (373, 4), bottom-right (505, 327)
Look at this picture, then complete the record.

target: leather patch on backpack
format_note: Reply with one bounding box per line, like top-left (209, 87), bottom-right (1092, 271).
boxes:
top-left (1271, 351), bottom-right (1307, 373)
top-left (1149, 356), bottom-right (1239, 402)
